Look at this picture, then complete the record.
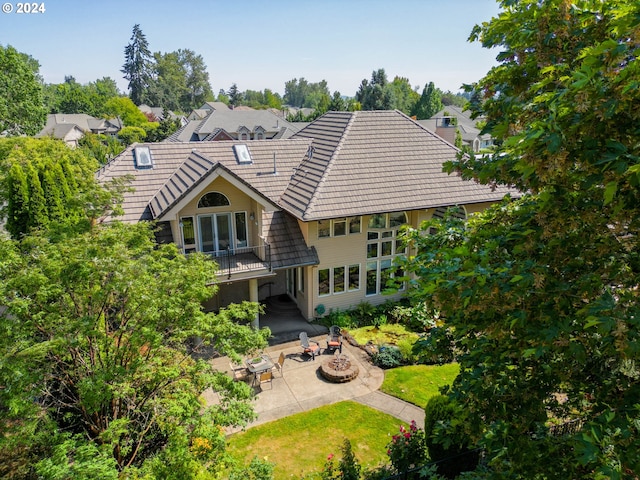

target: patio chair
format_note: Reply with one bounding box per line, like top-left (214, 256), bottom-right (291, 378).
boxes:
top-left (229, 360), bottom-right (248, 382)
top-left (273, 351), bottom-right (286, 376)
top-left (258, 370), bottom-right (273, 390)
top-left (326, 325), bottom-right (343, 353)
top-left (299, 331), bottom-right (321, 360)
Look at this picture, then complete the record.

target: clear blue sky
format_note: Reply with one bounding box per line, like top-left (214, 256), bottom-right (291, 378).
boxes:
top-left (0, 0), bottom-right (502, 97)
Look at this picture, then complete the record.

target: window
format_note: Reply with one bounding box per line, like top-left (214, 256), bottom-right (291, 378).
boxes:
top-left (348, 264), bottom-right (360, 291)
top-left (368, 214), bottom-right (386, 229)
top-left (317, 264), bottom-right (360, 296)
top-left (180, 216), bottom-right (196, 253)
top-left (298, 267), bottom-right (305, 294)
top-left (365, 212), bottom-right (408, 296)
top-left (235, 212), bottom-right (248, 248)
top-left (349, 217), bottom-right (361, 234)
top-left (198, 192), bottom-right (230, 208)
top-left (334, 267), bottom-right (345, 293)
top-left (133, 146), bottom-right (153, 169)
top-left (317, 217), bottom-right (361, 238)
top-left (318, 220), bottom-right (330, 238)
top-left (318, 269), bottom-right (330, 296)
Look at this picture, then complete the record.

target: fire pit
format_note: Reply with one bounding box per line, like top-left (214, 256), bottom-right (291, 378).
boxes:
top-left (319, 352), bottom-right (359, 383)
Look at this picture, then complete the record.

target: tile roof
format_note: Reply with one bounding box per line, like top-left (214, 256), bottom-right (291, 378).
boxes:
top-left (97, 110), bottom-right (515, 225)
top-left (280, 110), bottom-right (512, 220)
top-left (262, 211), bottom-right (318, 269)
top-left (96, 139), bottom-right (313, 223)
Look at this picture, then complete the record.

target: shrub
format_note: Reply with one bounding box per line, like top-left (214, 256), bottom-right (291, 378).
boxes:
top-left (320, 438), bottom-right (361, 480)
top-left (353, 301), bottom-right (376, 326)
top-left (397, 337), bottom-right (418, 364)
top-left (386, 421), bottom-right (427, 475)
top-left (373, 345), bottom-right (403, 369)
top-left (424, 395), bottom-right (478, 479)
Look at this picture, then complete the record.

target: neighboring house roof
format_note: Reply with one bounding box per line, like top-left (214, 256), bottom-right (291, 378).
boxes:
top-left (36, 114), bottom-right (122, 139)
top-left (280, 110), bottom-right (509, 220)
top-left (97, 110), bottom-right (514, 225)
top-left (168, 109), bottom-right (300, 143)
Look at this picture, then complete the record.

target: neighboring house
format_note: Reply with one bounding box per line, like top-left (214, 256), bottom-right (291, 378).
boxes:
top-left (138, 104), bottom-right (186, 125)
top-left (36, 114), bottom-right (123, 147)
top-left (96, 110), bottom-right (513, 327)
top-left (187, 101), bottom-right (231, 121)
top-left (169, 105), bottom-right (300, 143)
top-left (419, 105), bottom-right (494, 152)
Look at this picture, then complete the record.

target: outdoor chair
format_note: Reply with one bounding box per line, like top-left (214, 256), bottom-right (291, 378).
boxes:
top-left (273, 351), bottom-right (286, 376)
top-left (258, 370), bottom-right (273, 390)
top-left (299, 331), bottom-right (321, 360)
top-left (326, 325), bottom-right (343, 353)
top-left (229, 360), bottom-right (248, 382)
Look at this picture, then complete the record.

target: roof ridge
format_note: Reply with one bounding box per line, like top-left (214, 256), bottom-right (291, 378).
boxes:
top-left (303, 111), bottom-right (355, 219)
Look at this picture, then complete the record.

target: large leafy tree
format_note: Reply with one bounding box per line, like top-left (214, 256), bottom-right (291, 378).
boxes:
top-left (0, 45), bottom-right (47, 136)
top-left (121, 24), bottom-right (152, 106)
top-left (0, 222), bottom-right (269, 478)
top-left (356, 68), bottom-right (396, 111)
top-left (43, 76), bottom-right (120, 116)
top-left (403, 0), bottom-right (640, 478)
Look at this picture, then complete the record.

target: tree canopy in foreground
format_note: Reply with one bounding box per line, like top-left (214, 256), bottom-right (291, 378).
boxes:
top-left (0, 222), bottom-right (269, 478)
top-left (403, 0), bottom-right (639, 478)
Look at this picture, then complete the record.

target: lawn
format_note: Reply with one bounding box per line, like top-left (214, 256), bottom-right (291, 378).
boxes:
top-left (345, 323), bottom-right (419, 347)
top-left (380, 364), bottom-right (460, 409)
top-left (225, 401), bottom-right (406, 479)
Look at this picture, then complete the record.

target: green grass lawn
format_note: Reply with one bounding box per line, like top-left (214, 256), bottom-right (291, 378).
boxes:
top-left (380, 363), bottom-right (460, 409)
top-left (225, 401), bottom-right (406, 479)
top-left (346, 323), bottom-right (420, 346)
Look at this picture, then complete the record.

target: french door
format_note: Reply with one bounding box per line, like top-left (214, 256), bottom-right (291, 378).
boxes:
top-left (199, 213), bottom-right (232, 255)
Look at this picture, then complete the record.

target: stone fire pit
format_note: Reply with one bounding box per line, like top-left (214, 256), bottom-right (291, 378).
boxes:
top-left (319, 352), bottom-right (359, 383)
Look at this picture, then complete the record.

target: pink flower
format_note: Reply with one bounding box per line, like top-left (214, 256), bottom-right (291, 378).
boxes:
top-left (404, 433), bottom-right (411, 439)
top-left (327, 453), bottom-right (334, 461)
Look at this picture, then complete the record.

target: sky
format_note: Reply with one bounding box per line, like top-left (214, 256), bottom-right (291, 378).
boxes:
top-left (0, 0), bottom-right (503, 98)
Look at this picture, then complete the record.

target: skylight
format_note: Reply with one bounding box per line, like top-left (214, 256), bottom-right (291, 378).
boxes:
top-left (133, 146), bottom-right (153, 169)
top-left (233, 144), bottom-right (252, 165)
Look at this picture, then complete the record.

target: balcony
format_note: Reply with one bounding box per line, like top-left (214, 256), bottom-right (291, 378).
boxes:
top-left (208, 242), bottom-right (272, 280)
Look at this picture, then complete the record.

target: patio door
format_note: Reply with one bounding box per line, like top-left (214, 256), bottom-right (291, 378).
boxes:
top-left (199, 213), bottom-right (233, 255)
top-left (286, 268), bottom-right (297, 299)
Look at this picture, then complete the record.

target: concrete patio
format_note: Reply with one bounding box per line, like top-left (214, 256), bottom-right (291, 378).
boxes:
top-left (204, 333), bottom-right (425, 434)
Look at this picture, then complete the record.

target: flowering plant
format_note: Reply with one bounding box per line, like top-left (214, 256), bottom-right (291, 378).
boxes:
top-left (386, 421), bottom-right (427, 473)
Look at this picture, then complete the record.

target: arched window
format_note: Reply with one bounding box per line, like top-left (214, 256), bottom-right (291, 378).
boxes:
top-left (432, 205), bottom-right (467, 221)
top-left (198, 192), bottom-right (230, 208)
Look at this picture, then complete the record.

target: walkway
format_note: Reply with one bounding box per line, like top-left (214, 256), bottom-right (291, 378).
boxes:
top-left (204, 334), bottom-right (425, 434)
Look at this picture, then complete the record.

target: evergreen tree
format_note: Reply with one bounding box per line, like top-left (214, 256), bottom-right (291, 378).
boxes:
top-left (5, 163), bottom-right (30, 238)
top-left (25, 163), bottom-right (47, 231)
top-left (121, 24), bottom-right (151, 105)
top-left (227, 83), bottom-right (242, 108)
top-left (411, 82), bottom-right (443, 120)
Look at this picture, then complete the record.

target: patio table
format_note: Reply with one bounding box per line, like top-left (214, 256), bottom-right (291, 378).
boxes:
top-left (245, 355), bottom-right (274, 385)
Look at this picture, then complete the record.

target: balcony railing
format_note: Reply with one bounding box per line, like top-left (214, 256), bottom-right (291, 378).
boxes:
top-left (209, 242), bottom-right (272, 279)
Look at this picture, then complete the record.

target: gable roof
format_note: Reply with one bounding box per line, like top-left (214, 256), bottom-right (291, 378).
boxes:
top-left (98, 110), bottom-right (515, 226)
top-left (280, 110), bottom-right (510, 220)
top-left (97, 139), bottom-right (313, 223)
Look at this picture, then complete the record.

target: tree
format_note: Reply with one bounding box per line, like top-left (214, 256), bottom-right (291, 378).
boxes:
top-left (328, 91), bottom-right (346, 111)
top-left (179, 48), bottom-right (213, 111)
top-left (389, 76), bottom-right (420, 115)
top-left (0, 45), bottom-right (47, 135)
top-left (283, 78), bottom-right (330, 108)
top-left (227, 83), bottom-right (242, 108)
top-left (0, 222), bottom-right (269, 477)
top-left (121, 24), bottom-right (152, 105)
top-left (411, 82), bottom-right (442, 120)
top-left (356, 68), bottom-right (395, 110)
top-left (104, 96), bottom-right (148, 127)
top-left (403, 0), bottom-right (640, 477)
top-left (43, 76), bottom-right (121, 116)
top-left (0, 137), bottom-right (127, 238)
